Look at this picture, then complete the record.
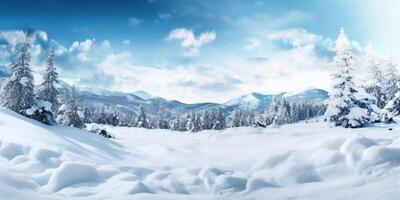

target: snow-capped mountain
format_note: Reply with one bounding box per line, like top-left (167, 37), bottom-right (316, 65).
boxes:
top-left (223, 88), bottom-right (328, 112)
top-left (66, 86), bottom-right (327, 117)
top-left (132, 90), bottom-right (156, 100)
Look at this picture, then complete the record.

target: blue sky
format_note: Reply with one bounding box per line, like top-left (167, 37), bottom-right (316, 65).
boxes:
top-left (0, 0), bottom-right (398, 103)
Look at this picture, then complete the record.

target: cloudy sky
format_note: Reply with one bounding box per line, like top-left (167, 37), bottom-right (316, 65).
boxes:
top-left (0, 0), bottom-right (398, 103)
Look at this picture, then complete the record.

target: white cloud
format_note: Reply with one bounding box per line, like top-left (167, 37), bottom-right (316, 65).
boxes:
top-left (158, 13), bottom-right (172, 21)
top-left (129, 17), bottom-right (143, 26)
top-left (166, 28), bottom-right (216, 57)
top-left (37, 31), bottom-right (48, 41)
top-left (69, 39), bottom-right (94, 52)
top-left (101, 40), bottom-right (111, 49)
top-left (0, 30), bottom-right (26, 47)
top-left (68, 39), bottom-right (95, 62)
top-left (96, 52), bottom-right (243, 103)
top-left (244, 37), bottom-right (261, 50)
top-left (267, 28), bottom-right (333, 50)
top-left (94, 33), bottom-right (333, 103)
top-left (122, 40), bottom-right (130, 45)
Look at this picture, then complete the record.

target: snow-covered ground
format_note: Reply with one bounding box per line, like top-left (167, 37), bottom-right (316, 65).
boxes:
top-left (0, 108), bottom-right (399, 199)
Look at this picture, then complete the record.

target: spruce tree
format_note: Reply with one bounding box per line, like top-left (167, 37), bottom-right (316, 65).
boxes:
top-left (201, 110), bottom-right (213, 130)
top-left (274, 98), bottom-right (293, 125)
top-left (0, 38), bottom-right (35, 114)
top-left (170, 111), bottom-right (182, 131)
top-left (213, 108), bottom-right (226, 130)
top-left (232, 108), bottom-right (242, 127)
top-left (382, 92), bottom-right (400, 123)
top-left (381, 59), bottom-right (400, 102)
top-left (325, 28), bottom-right (374, 128)
top-left (58, 86), bottom-right (85, 128)
top-left (186, 112), bottom-right (194, 131)
top-left (190, 112), bottom-right (202, 132)
top-left (135, 104), bottom-right (149, 128)
top-left (37, 48), bottom-right (60, 114)
top-left (157, 106), bottom-right (169, 129)
top-left (363, 43), bottom-right (385, 109)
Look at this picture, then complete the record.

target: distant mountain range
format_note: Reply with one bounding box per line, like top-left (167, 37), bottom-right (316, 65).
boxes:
top-left (63, 85), bottom-right (328, 118)
top-left (0, 65), bottom-right (328, 118)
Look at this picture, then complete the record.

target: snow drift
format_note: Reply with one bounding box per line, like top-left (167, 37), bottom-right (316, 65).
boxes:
top-left (0, 108), bottom-right (399, 199)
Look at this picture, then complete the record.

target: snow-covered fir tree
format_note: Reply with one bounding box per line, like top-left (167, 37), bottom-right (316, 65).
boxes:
top-left (213, 108), bottom-right (226, 130)
top-left (0, 36), bottom-right (54, 124)
top-left (135, 104), bottom-right (149, 128)
top-left (58, 86), bottom-right (85, 128)
top-left (232, 108), bottom-right (242, 127)
top-left (37, 48), bottom-right (60, 114)
top-left (382, 92), bottom-right (400, 123)
top-left (82, 106), bottom-right (93, 123)
top-left (157, 106), bottom-right (169, 129)
top-left (190, 112), bottom-right (202, 132)
top-left (265, 96), bottom-right (281, 125)
top-left (0, 38), bottom-right (35, 114)
top-left (107, 111), bottom-right (120, 126)
top-left (274, 98), bottom-right (293, 125)
top-left (201, 110), bottom-right (213, 130)
top-left (169, 111), bottom-right (182, 131)
top-left (246, 112), bottom-right (255, 126)
top-left (255, 113), bottom-right (267, 127)
top-left (325, 28), bottom-right (375, 128)
top-left (381, 59), bottom-right (400, 102)
top-left (186, 112), bottom-right (194, 131)
top-left (363, 43), bottom-right (385, 109)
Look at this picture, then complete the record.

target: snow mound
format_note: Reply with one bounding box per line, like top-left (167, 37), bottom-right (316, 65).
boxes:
top-left (47, 162), bottom-right (99, 191)
top-left (213, 175), bottom-right (247, 195)
top-left (360, 146), bottom-right (400, 170)
top-left (128, 181), bottom-right (152, 194)
top-left (244, 177), bottom-right (277, 193)
top-left (0, 142), bottom-right (28, 160)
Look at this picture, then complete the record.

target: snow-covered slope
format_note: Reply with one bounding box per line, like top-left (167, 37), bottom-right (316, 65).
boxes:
top-left (0, 108), bottom-right (399, 199)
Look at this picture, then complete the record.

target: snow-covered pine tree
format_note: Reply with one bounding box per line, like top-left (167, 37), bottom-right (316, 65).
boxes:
top-left (232, 108), bottom-right (242, 127)
top-left (169, 111), bottom-right (182, 131)
top-left (0, 38), bottom-right (35, 114)
top-left (264, 96), bottom-right (281, 125)
top-left (325, 28), bottom-right (375, 128)
top-left (381, 59), bottom-right (400, 102)
top-left (240, 110), bottom-right (249, 126)
top-left (94, 107), bottom-right (108, 124)
top-left (82, 106), bottom-right (93, 123)
top-left (363, 43), bottom-right (385, 109)
top-left (136, 104), bottom-right (149, 128)
top-left (190, 112), bottom-right (202, 132)
top-left (274, 98), bottom-right (293, 125)
top-left (37, 48), bottom-right (60, 114)
top-left (0, 36), bottom-right (54, 124)
top-left (157, 106), bottom-right (169, 129)
top-left (246, 111), bottom-right (255, 126)
top-left (213, 108), bottom-right (226, 130)
top-left (255, 113), bottom-right (266, 127)
top-left (58, 86), bottom-right (85, 128)
top-left (186, 112), bottom-right (194, 131)
top-left (201, 110), bottom-right (213, 130)
top-left (108, 111), bottom-right (120, 126)
top-left (381, 91), bottom-right (400, 123)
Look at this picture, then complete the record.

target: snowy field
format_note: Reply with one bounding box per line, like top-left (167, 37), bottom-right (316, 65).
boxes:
top-left (0, 107), bottom-right (399, 200)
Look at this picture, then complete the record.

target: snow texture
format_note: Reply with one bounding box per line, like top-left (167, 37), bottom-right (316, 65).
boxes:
top-left (0, 108), bottom-right (400, 199)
